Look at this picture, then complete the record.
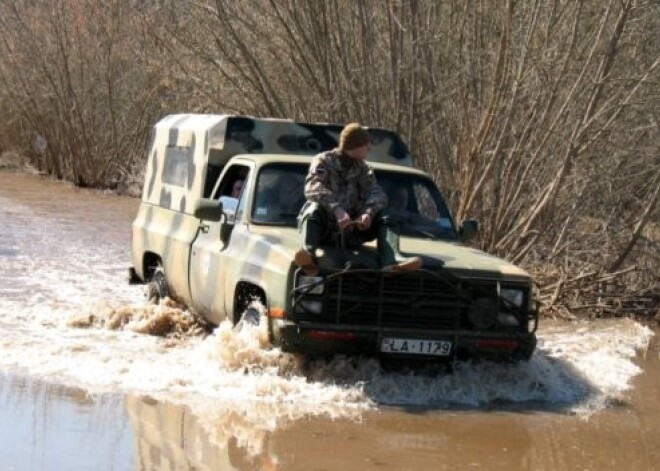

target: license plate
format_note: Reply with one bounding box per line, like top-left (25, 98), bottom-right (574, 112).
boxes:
top-left (380, 337), bottom-right (452, 356)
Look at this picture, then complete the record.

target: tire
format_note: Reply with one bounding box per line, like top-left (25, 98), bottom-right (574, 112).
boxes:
top-left (242, 307), bottom-right (261, 325)
top-left (234, 306), bottom-right (261, 331)
top-left (147, 268), bottom-right (169, 304)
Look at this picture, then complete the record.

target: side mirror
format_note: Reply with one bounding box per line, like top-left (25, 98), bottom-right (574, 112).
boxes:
top-left (460, 219), bottom-right (479, 241)
top-left (194, 197), bottom-right (240, 242)
top-left (193, 198), bottom-right (224, 222)
top-left (218, 196), bottom-right (239, 243)
top-left (218, 196), bottom-right (238, 224)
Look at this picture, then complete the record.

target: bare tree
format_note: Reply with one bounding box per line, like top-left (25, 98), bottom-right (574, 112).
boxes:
top-left (0, 0), bottom-right (169, 187)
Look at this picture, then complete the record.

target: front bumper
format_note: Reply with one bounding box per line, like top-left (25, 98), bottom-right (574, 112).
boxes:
top-left (272, 319), bottom-right (537, 362)
top-left (285, 268), bottom-right (539, 361)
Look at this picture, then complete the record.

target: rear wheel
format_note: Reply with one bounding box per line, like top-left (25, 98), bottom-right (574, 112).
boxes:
top-left (147, 268), bottom-right (169, 304)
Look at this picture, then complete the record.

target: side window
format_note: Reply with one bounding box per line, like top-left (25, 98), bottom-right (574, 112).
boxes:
top-left (211, 164), bottom-right (250, 220)
top-left (212, 165), bottom-right (250, 200)
top-left (162, 146), bottom-right (190, 187)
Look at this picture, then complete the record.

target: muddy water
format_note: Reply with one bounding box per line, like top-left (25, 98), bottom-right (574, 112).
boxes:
top-left (0, 170), bottom-right (658, 470)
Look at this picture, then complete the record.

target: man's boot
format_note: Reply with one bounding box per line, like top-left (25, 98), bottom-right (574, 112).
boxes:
top-left (294, 249), bottom-right (319, 276)
top-left (378, 219), bottom-right (422, 272)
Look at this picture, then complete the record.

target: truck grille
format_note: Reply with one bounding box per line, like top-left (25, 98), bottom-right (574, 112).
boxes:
top-left (296, 271), bottom-right (483, 330)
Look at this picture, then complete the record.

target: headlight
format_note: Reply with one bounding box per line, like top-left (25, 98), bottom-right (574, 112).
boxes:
top-left (500, 288), bottom-right (524, 308)
top-left (497, 312), bottom-right (520, 326)
top-left (294, 299), bottom-right (323, 314)
top-left (297, 275), bottom-right (324, 295)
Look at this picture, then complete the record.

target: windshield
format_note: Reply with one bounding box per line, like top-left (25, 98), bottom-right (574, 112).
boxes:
top-left (376, 170), bottom-right (458, 240)
top-left (252, 163), bottom-right (307, 226)
top-left (250, 163), bottom-right (458, 239)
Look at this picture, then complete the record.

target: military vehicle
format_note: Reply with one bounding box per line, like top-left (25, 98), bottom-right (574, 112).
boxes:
top-left (130, 114), bottom-right (539, 361)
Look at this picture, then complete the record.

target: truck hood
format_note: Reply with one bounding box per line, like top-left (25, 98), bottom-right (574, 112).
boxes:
top-left (399, 237), bottom-right (530, 279)
top-left (251, 226), bottom-right (529, 279)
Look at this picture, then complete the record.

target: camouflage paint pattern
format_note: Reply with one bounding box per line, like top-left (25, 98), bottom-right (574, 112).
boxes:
top-left (125, 395), bottom-right (236, 468)
top-left (187, 214), bottom-right (302, 324)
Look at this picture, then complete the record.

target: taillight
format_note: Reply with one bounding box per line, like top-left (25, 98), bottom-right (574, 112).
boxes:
top-left (306, 330), bottom-right (356, 341)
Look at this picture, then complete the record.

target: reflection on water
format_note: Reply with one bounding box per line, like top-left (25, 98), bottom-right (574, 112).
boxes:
top-left (0, 373), bottom-right (132, 471)
top-left (125, 344), bottom-right (660, 471)
top-left (1, 170), bottom-right (659, 470)
top-left (2, 358), bottom-right (660, 471)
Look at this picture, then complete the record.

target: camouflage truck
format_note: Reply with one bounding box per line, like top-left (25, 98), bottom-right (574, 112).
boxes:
top-left (130, 114), bottom-right (539, 361)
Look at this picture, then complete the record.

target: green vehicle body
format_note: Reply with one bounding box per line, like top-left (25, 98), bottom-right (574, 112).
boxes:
top-left (131, 114), bottom-right (538, 361)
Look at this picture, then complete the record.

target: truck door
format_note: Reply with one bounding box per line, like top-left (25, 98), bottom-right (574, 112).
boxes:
top-left (189, 164), bottom-right (251, 321)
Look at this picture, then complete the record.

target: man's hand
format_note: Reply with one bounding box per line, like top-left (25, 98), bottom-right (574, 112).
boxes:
top-left (356, 212), bottom-right (372, 231)
top-left (333, 206), bottom-right (352, 231)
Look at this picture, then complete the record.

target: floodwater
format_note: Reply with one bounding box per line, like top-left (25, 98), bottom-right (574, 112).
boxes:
top-left (0, 170), bottom-right (658, 470)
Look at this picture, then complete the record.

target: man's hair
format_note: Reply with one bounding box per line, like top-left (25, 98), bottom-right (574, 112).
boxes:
top-left (339, 123), bottom-right (370, 151)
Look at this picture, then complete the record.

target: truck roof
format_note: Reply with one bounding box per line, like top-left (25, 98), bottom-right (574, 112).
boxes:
top-left (154, 114), bottom-right (413, 167)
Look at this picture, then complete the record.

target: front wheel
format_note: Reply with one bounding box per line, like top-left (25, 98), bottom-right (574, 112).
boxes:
top-left (234, 304), bottom-right (273, 348)
top-left (147, 268), bottom-right (169, 304)
top-left (238, 306), bottom-right (261, 326)
top-left (234, 306), bottom-right (263, 333)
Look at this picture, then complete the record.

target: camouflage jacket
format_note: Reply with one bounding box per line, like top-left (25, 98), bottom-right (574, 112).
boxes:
top-left (304, 149), bottom-right (387, 218)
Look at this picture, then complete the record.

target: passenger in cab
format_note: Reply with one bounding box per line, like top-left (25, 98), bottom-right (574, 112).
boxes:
top-left (230, 178), bottom-right (244, 199)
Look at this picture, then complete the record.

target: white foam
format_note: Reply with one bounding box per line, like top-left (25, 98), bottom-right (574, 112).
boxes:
top-left (0, 293), bottom-right (652, 419)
